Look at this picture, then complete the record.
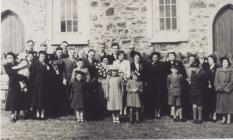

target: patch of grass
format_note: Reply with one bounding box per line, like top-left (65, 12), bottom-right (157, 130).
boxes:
top-left (1, 111), bottom-right (233, 139)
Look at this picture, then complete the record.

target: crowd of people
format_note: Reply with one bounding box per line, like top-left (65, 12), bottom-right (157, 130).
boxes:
top-left (1, 40), bottom-right (233, 125)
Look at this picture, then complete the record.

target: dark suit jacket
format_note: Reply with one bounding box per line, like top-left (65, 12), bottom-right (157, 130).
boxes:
top-left (130, 62), bottom-right (145, 82)
top-left (108, 54), bottom-right (118, 64)
top-left (63, 58), bottom-right (77, 84)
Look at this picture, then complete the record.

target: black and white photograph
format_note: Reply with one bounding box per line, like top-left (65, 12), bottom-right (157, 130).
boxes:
top-left (0, 0), bottom-right (233, 139)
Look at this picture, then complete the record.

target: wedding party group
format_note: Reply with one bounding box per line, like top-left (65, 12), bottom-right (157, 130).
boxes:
top-left (1, 40), bottom-right (233, 125)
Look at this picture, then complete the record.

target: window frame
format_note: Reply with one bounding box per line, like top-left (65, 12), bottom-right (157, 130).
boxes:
top-left (47, 0), bottom-right (89, 45)
top-left (159, 0), bottom-right (178, 31)
top-left (148, 0), bottom-right (189, 43)
top-left (60, 0), bottom-right (79, 33)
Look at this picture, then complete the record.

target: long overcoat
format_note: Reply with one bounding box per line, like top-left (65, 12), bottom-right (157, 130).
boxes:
top-left (214, 67), bottom-right (233, 114)
top-left (4, 62), bottom-right (25, 111)
top-left (30, 60), bottom-right (50, 109)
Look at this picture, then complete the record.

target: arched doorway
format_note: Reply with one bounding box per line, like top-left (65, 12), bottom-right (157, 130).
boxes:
top-left (1, 10), bottom-right (25, 54)
top-left (213, 4), bottom-right (233, 60)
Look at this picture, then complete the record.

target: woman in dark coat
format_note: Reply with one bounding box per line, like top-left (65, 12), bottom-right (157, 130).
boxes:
top-left (30, 51), bottom-right (51, 119)
top-left (4, 52), bottom-right (26, 122)
top-left (206, 55), bottom-right (218, 121)
top-left (145, 52), bottom-right (166, 119)
top-left (214, 57), bottom-right (233, 124)
top-left (49, 47), bottom-right (66, 116)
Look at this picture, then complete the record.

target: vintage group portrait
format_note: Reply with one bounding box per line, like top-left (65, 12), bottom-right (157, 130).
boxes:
top-left (1, 0), bottom-right (233, 139)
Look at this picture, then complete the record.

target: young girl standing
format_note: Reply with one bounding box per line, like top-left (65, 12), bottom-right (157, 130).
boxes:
top-left (126, 72), bottom-right (143, 123)
top-left (106, 66), bottom-right (124, 124)
top-left (70, 71), bottom-right (87, 122)
top-left (167, 66), bottom-right (184, 121)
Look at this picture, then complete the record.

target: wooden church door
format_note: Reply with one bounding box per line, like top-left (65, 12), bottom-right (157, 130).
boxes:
top-left (1, 11), bottom-right (25, 54)
top-left (213, 5), bottom-right (233, 61)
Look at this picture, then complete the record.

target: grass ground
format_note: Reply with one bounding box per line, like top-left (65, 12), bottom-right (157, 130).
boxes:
top-left (1, 111), bottom-right (233, 139)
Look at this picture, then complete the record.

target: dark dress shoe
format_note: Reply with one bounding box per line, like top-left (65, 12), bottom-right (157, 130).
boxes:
top-left (173, 118), bottom-right (178, 122)
top-left (179, 118), bottom-right (185, 122)
top-left (10, 118), bottom-right (16, 123)
top-left (212, 119), bottom-right (217, 123)
top-left (10, 115), bottom-right (17, 123)
top-left (197, 120), bottom-right (203, 124)
top-left (193, 119), bottom-right (197, 124)
top-left (40, 116), bottom-right (46, 120)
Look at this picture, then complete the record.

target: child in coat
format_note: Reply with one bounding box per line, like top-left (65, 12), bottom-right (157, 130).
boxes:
top-left (70, 71), bottom-right (87, 122)
top-left (167, 66), bottom-right (184, 121)
top-left (189, 62), bottom-right (205, 124)
top-left (106, 66), bottom-right (124, 124)
top-left (126, 72), bottom-right (143, 123)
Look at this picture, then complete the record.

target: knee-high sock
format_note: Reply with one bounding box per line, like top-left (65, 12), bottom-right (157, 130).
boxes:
top-left (178, 108), bottom-right (183, 119)
top-left (171, 106), bottom-right (175, 117)
top-left (193, 105), bottom-right (197, 120)
top-left (112, 113), bottom-right (116, 121)
top-left (198, 106), bottom-right (202, 121)
top-left (227, 114), bottom-right (231, 123)
top-left (75, 110), bottom-right (80, 119)
top-left (80, 110), bottom-right (84, 120)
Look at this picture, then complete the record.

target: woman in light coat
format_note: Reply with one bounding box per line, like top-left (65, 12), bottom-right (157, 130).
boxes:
top-left (215, 57), bottom-right (233, 124)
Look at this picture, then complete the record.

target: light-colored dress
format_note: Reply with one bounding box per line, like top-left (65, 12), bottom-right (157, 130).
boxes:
top-left (106, 76), bottom-right (124, 111)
